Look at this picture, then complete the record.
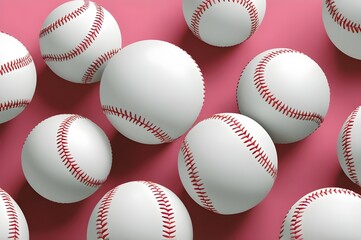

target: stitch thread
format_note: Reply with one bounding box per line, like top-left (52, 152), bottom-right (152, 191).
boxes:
top-left (0, 53), bottom-right (33, 76)
top-left (81, 48), bottom-right (120, 84)
top-left (211, 113), bottom-right (277, 178)
top-left (0, 189), bottom-right (20, 240)
top-left (143, 181), bottom-right (176, 239)
top-left (102, 105), bottom-right (173, 143)
top-left (341, 107), bottom-right (360, 185)
top-left (325, 0), bottom-right (361, 33)
top-left (181, 140), bottom-right (219, 213)
top-left (253, 49), bottom-right (324, 126)
top-left (42, 2), bottom-right (104, 62)
top-left (57, 115), bottom-right (106, 187)
top-left (190, 0), bottom-right (259, 40)
top-left (0, 99), bottom-right (30, 112)
top-left (39, 0), bottom-right (91, 38)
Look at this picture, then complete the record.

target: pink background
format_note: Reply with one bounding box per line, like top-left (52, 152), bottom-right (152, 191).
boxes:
top-left (1, 0), bottom-right (361, 239)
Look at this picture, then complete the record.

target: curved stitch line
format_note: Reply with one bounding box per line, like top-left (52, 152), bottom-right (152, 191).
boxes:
top-left (57, 115), bottom-right (106, 187)
top-left (102, 105), bottom-right (173, 143)
top-left (0, 53), bottom-right (33, 76)
top-left (289, 188), bottom-right (361, 239)
top-left (341, 106), bottom-right (360, 185)
top-left (143, 181), bottom-right (176, 239)
top-left (326, 0), bottom-right (361, 33)
top-left (81, 48), bottom-right (120, 84)
top-left (42, 2), bottom-right (104, 62)
top-left (254, 49), bottom-right (324, 126)
top-left (190, 0), bottom-right (259, 40)
top-left (0, 189), bottom-right (20, 239)
top-left (96, 186), bottom-right (119, 239)
top-left (39, 0), bottom-right (91, 38)
top-left (181, 140), bottom-right (219, 213)
top-left (0, 99), bottom-right (30, 112)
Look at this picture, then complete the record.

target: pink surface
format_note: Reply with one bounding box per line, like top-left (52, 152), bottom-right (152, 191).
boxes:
top-left (1, 0), bottom-right (361, 239)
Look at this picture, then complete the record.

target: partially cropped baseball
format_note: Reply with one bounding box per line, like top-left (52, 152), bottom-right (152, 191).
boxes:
top-left (87, 181), bottom-right (193, 240)
top-left (337, 106), bottom-right (361, 186)
top-left (280, 187), bottom-right (361, 239)
top-left (0, 32), bottom-right (36, 124)
top-left (182, 0), bottom-right (266, 47)
top-left (178, 113), bottom-right (277, 214)
top-left (0, 188), bottom-right (29, 240)
top-left (323, 0), bottom-right (361, 60)
top-left (100, 40), bottom-right (205, 145)
top-left (237, 48), bottom-right (330, 144)
top-left (40, 0), bottom-right (121, 83)
top-left (22, 114), bottom-right (112, 203)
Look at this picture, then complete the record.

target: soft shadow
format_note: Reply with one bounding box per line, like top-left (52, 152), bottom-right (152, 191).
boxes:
top-left (335, 169), bottom-right (361, 195)
top-left (333, 45), bottom-right (361, 75)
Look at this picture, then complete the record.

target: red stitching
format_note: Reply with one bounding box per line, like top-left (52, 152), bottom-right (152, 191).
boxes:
top-left (180, 140), bottom-right (219, 213)
top-left (39, 0), bottom-right (91, 38)
top-left (325, 0), bottom-right (361, 33)
top-left (289, 188), bottom-right (361, 239)
top-left (341, 106), bottom-right (360, 185)
top-left (279, 214), bottom-right (287, 239)
top-left (57, 115), bottom-right (106, 187)
top-left (254, 49), bottom-right (324, 126)
top-left (81, 48), bottom-right (120, 84)
top-left (96, 186), bottom-right (118, 240)
top-left (143, 181), bottom-right (176, 239)
top-left (42, 2), bottom-right (104, 62)
top-left (211, 114), bottom-right (277, 178)
top-left (0, 189), bottom-right (20, 240)
top-left (0, 53), bottom-right (33, 76)
top-left (0, 99), bottom-right (30, 112)
top-left (102, 105), bottom-right (173, 143)
top-left (190, 0), bottom-right (259, 40)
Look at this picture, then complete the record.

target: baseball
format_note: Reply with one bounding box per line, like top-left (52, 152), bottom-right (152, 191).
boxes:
top-left (182, 0), bottom-right (266, 47)
top-left (21, 114), bottom-right (112, 203)
top-left (0, 32), bottom-right (36, 124)
top-left (87, 181), bottom-right (193, 239)
top-left (323, 0), bottom-right (361, 60)
top-left (337, 106), bottom-right (361, 186)
top-left (100, 40), bottom-right (205, 145)
top-left (39, 0), bottom-right (121, 84)
top-left (237, 48), bottom-right (330, 144)
top-left (280, 187), bottom-right (361, 239)
top-left (178, 113), bottom-right (277, 214)
top-left (0, 188), bottom-right (29, 240)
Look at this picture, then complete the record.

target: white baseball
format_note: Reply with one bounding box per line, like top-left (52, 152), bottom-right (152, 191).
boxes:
top-left (21, 114), bottom-right (112, 203)
top-left (178, 113), bottom-right (277, 215)
top-left (237, 48), bottom-right (330, 144)
top-left (182, 0), bottom-right (266, 47)
top-left (0, 188), bottom-right (29, 240)
top-left (280, 187), bottom-right (361, 239)
top-left (87, 181), bottom-right (193, 240)
top-left (323, 0), bottom-right (361, 60)
top-left (0, 32), bottom-right (36, 124)
top-left (100, 40), bottom-right (205, 145)
top-left (39, 0), bottom-right (121, 84)
top-left (337, 106), bottom-right (361, 186)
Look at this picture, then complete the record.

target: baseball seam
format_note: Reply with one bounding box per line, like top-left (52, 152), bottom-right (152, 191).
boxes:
top-left (95, 186), bottom-right (118, 240)
top-left (0, 190), bottom-right (20, 240)
top-left (81, 48), bottom-right (120, 84)
top-left (0, 99), bottom-right (31, 112)
top-left (144, 181), bottom-right (176, 239)
top-left (0, 53), bottom-right (33, 76)
top-left (211, 113), bottom-right (277, 178)
top-left (102, 105), bottom-right (174, 143)
top-left (341, 106), bottom-right (360, 185)
top-left (325, 0), bottom-right (361, 33)
top-left (281, 188), bottom-right (361, 239)
top-left (180, 140), bottom-right (219, 213)
top-left (253, 49), bottom-right (324, 126)
top-left (39, 0), bottom-right (91, 38)
top-left (42, 2), bottom-right (104, 62)
top-left (57, 115), bottom-right (106, 187)
top-left (190, 0), bottom-right (259, 40)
